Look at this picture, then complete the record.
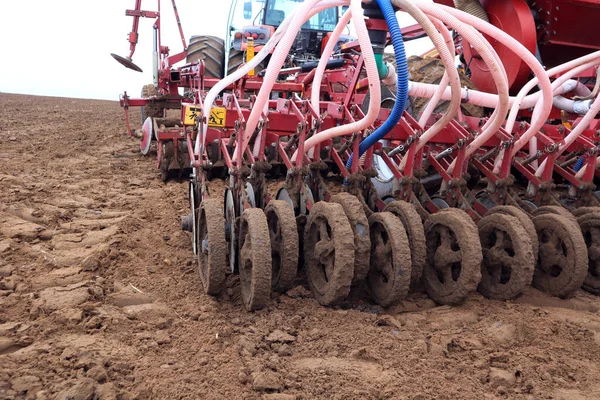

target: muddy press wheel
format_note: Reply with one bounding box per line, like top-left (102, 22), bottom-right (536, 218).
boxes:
top-left (477, 213), bottom-right (535, 299)
top-left (384, 200), bottom-right (426, 287)
top-left (423, 209), bottom-right (482, 305)
top-left (486, 205), bottom-right (538, 261)
top-left (238, 208), bottom-right (272, 311)
top-left (576, 211), bottom-right (600, 295)
top-left (330, 192), bottom-right (371, 283)
top-left (532, 213), bottom-right (588, 297)
top-left (224, 188), bottom-right (237, 273)
top-left (367, 212), bottom-right (412, 307)
top-left (532, 205), bottom-right (579, 226)
top-left (571, 207), bottom-right (600, 218)
top-left (265, 200), bottom-right (298, 292)
top-left (197, 199), bottom-right (227, 295)
top-left (304, 202), bottom-right (355, 306)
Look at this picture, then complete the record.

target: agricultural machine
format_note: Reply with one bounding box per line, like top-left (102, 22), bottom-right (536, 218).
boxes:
top-left (113, 0), bottom-right (600, 311)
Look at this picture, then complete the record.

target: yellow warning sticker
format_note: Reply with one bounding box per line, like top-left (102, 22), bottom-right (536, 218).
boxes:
top-left (208, 107), bottom-right (226, 127)
top-left (183, 106), bottom-right (201, 126)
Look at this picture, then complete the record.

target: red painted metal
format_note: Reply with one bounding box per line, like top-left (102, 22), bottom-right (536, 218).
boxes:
top-left (461, 0), bottom-right (537, 94)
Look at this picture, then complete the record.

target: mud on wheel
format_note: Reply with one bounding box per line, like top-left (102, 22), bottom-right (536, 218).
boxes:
top-left (383, 200), bottom-right (426, 287)
top-left (367, 212), bottom-right (412, 307)
top-left (331, 192), bottom-right (370, 283)
top-left (487, 205), bottom-right (538, 260)
top-left (197, 199), bottom-right (227, 295)
top-left (304, 202), bottom-right (355, 306)
top-left (532, 213), bottom-right (587, 298)
top-left (265, 200), bottom-right (298, 293)
top-left (576, 211), bottom-right (600, 295)
top-left (238, 208), bottom-right (272, 311)
top-left (423, 209), bottom-right (482, 305)
top-left (477, 212), bottom-right (535, 300)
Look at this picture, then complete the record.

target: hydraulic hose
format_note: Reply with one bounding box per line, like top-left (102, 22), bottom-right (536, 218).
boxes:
top-left (410, 1), bottom-right (502, 152)
top-left (292, 0), bottom-right (382, 160)
top-left (196, 0), bottom-right (349, 157)
top-left (453, 0), bottom-right (488, 22)
top-left (235, 0), bottom-right (353, 161)
top-left (345, 0), bottom-right (409, 168)
top-left (426, 4), bottom-right (551, 160)
top-left (535, 92), bottom-right (600, 176)
top-left (416, 3), bottom-right (510, 159)
top-left (311, 6), bottom-right (353, 116)
top-left (417, 16), bottom-right (456, 127)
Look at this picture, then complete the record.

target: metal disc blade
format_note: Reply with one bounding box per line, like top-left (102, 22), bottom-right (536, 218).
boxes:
top-left (140, 117), bottom-right (153, 155)
top-left (190, 182), bottom-right (198, 256)
top-left (111, 53), bottom-right (143, 72)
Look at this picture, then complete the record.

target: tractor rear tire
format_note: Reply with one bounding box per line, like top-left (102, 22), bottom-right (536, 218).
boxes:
top-left (187, 35), bottom-right (225, 78)
top-left (227, 50), bottom-right (266, 77)
top-left (141, 84), bottom-right (164, 124)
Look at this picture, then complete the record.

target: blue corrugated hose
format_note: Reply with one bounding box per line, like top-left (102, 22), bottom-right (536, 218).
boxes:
top-left (346, 0), bottom-right (409, 168)
top-left (574, 157), bottom-right (585, 172)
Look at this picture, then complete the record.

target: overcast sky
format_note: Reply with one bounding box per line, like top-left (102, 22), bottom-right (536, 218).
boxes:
top-left (0, 1), bottom-right (431, 101)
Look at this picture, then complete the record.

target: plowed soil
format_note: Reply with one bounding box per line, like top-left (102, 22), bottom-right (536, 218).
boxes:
top-left (2, 93), bottom-right (600, 399)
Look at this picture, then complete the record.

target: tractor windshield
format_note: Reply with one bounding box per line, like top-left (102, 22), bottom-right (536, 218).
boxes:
top-left (264, 0), bottom-right (338, 31)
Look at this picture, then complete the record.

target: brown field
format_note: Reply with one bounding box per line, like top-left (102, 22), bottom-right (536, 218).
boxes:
top-left (1, 92), bottom-right (600, 399)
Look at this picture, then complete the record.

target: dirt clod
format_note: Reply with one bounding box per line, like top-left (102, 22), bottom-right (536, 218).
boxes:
top-left (11, 375), bottom-right (42, 394)
top-left (489, 368), bottom-right (516, 388)
top-left (252, 371), bottom-right (283, 392)
top-left (266, 330), bottom-right (296, 343)
top-left (285, 286), bottom-right (312, 298)
top-left (86, 366), bottom-right (108, 383)
top-left (55, 378), bottom-right (97, 400)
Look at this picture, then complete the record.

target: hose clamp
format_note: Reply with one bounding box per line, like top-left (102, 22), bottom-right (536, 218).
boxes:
top-left (461, 86), bottom-right (469, 104)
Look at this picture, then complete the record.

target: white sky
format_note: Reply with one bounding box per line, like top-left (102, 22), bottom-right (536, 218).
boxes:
top-left (0, 1), bottom-right (432, 101)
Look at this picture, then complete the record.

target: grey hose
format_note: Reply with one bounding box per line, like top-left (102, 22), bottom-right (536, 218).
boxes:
top-left (453, 0), bottom-right (489, 22)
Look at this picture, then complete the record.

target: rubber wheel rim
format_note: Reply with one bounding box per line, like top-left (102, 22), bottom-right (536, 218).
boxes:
top-left (304, 202), bottom-right (355, 306)
top-left (384, 200), bottom-right (426, 287)
top-left (330, 193), bottom-right (371, 283)
top-left (423, 209), bottom-right (482, 305)
top-left (477, 213), bottom-right (535, 300)
top-left (532, 213), bottom-right (588, 298)
top-left (265, 200), bottom-right (299, 292)
top-left (238, 208), bottom-right (272, 311)
top-left (367, 212), bottom-right (411, 307)
top-left (197, 199), bottom-right (227, 295)
top-left (577, 211), bottom-right (600, 295)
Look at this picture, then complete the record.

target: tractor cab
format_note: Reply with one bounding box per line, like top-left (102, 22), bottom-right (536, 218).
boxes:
top-left (225, 0), bottom-right (350, 74)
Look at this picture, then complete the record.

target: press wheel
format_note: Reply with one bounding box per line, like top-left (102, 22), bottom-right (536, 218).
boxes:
top-left (238, 208), bottom-right (272, 311)
top-left (304, 202), bottom-right (354, 306)
top-left (532, 205), bottom-right (578, 226)
top-left (224, 188), bottom-right (237, 273)
top-left (532, 213), bottom-right (587, 297)
top-left (197, 199), bottom-right (227, 295)
top-left (384, 200), bottom-right (426, 287)
top-left (367, 212), bottom-right (411, 307)
top-left (477, 213), bottom-right (535, 299)
top-left (265, 200), bottom-right (299, 292)
top-left (486, 205), bottom-right (538, 260)
top-left (423, 209), bottom-right (482, 305)
top-left (330, 192), bottom-right (371, 283)
top-left (577, 211), bottom-right (600, 295)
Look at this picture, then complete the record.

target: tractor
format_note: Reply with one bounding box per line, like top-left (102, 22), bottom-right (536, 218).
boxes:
top-left (187, 0), bottom-right (352, 79)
